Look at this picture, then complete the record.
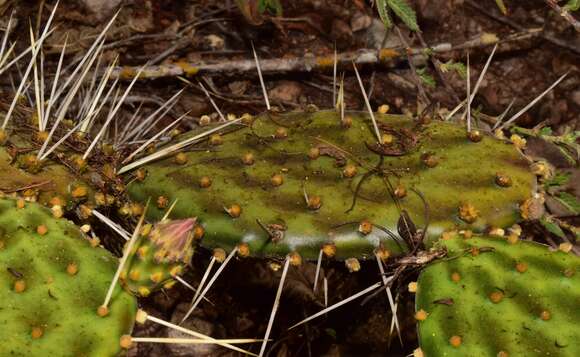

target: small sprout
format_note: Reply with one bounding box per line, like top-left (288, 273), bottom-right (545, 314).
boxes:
top-left (358, 220), bottom-right (373, 235)
top-left (510, 134), bottom-right (526, 149)
top-left (209, 133), bottom-right (223, 146)
top-left (157, 196), bottom-right (169, 209)
top-left (289, 252), bottom-right (302, 266)
top-left (37, 225), bottom-right (48, 236)
top-left (71, 185), bottom-right (88, 199)
top-left (394, 185), bottom-right (407, 198)
top-left (193, 225), bottom-right (205, 240)
top-left (377, 104), bottom-right (390, 114)
top-left (14, 280), bottom-right (26, 293)
top-left (559, 242), bottom-right (573, 253)
top-left (199, 176), bottom-right (212, 188)
top-left (322, 243), bottom-right (336, 258)
top-left (16, 199), bottom-right (25, 209)
top-left (174, 152), bottom-right (188, 165)
top-left (307, 195), bottom-right (322, 210)
top-left (31, 327), bottom-right (44, 339)
top-left (237, 242), bottom-right (250, 257)
top-left (408, 282), bottom-right (418, 293)
top-left (213, 248), bottom-right (226, 263)
top-left (489, 228), bottom-right (505, 237)
top-left (242, 152), bottom-right (255, 165)
top-left (497, 351), bottom-right (509, 357)
top-left (97, 305), bottom-right (109, 317)
top-left (343, 164), bottom-right (357, 178)
top-left (163, 280), bottom-right (176, 289)
top-left (515, 262), bottom-right (528, 273)
top-left (540, 310), bottom-right (551, 321)
top-left (66, 263), bottom-right (78, 276)
top-left (467, 130), bottom-right (483, 142)
top-left (227, 113), bottom-right (237, 121)
top-left (308, 147), bottom-right (320, 160)
top-left (120, 335), bottom-right (133, 349)
top-left (271, 174), bottom-right (284, 187)
top-left (458, 202), bottom-right (479, 223)
top-left (415, 309), bottom-right (428, 321)
top-left (451, 272), bottom-right (461, 282)
top-left (342, 116), bottom-right (353, 128)
top-left (489, 291), bottom-right (504, 303)
top-left (449, 335), bottom-right (462, 347)
top-left (274, 127), bottom-right (288, 139)
top-left (345, 258), bottom-right (361, 272)
top-left (198, 115), bottom-right (211, 126)
top-left (421, 152), bottom-right (439, 168)
top-left (495, 173), bottom-right (512, 187)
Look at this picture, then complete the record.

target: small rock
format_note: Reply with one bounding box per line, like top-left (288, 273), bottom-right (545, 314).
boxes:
top-left (269, 81), bottom-right (302, 103)
top-left (350, 11), bottom-right (372, 32)
top-left (80, 0), bottom-right (122, 20)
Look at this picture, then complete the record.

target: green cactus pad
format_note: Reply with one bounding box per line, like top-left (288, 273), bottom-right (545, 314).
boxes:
top-left (121, 219), bottom-right (195, 297)
top-left (416, 236), bottom-right (580, 357)
top-left (0, 198), bottom-right (137, 356)
top-left (128, 110), bottom-right (535, 260)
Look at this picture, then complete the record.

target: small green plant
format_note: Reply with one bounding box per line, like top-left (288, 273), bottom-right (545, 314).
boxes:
top-left (376, 0), bottom-right (419, 31)
top-left (236, 0), bottom-right (283, 25)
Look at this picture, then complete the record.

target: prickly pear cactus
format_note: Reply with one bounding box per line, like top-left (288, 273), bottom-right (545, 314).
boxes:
top-left (121, 218), bottom-right (196, 297)
top-left (128, 110), bottom-right (535, 259)
top-left (0, 198), bottom-right (137, 356)
top-left (415, 235), bottom-right (580, 356)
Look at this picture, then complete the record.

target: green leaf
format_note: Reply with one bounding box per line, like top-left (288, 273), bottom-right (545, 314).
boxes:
top-left (540, 217), bottom-right (567, 239)
top-left (376, 0), bottom-right (393, 28)
top-left (544, 172), bottom-right (571, 188)
top-left (555, 192), bottom-right (580, 215)
top-left (387, 0), bottom-right (419, 31)
top-left (495, 0), bottom-right (508, 15)
top-left (417, 68), bottom-right (436, 88)
top-left (564, 0), bottom-right (580, 11)
top-left (440, 60), bottom-right (467, 78)
top-left (539, 127), bottom-right (553, 136)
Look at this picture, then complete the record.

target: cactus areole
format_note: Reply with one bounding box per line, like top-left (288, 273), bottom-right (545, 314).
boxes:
top-left (128, 110), bottom-right (535, 260)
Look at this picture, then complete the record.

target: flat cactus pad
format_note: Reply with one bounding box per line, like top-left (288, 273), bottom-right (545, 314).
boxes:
top-left (128, 110), bottom-right (535, 260)
top-left (0, 198), bottom-right (136, 356)
top-left (416, 236), bottom-right (580, 356)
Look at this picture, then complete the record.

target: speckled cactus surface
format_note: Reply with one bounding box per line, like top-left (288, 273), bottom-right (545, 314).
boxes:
top-left (416, 235), bottom-right (580, 357)
top-left (128, 110), bottom-right (535, 259)
top-left (0, 198), bottom-right (137, 356)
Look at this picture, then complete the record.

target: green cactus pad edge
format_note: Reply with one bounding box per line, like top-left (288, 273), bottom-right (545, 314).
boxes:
top-left (128, 110), bottom-right (535, 260)
top-left (416, 236), bottom-right (580, 357)
top-left (0, 198), bottom-right (137, 357)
